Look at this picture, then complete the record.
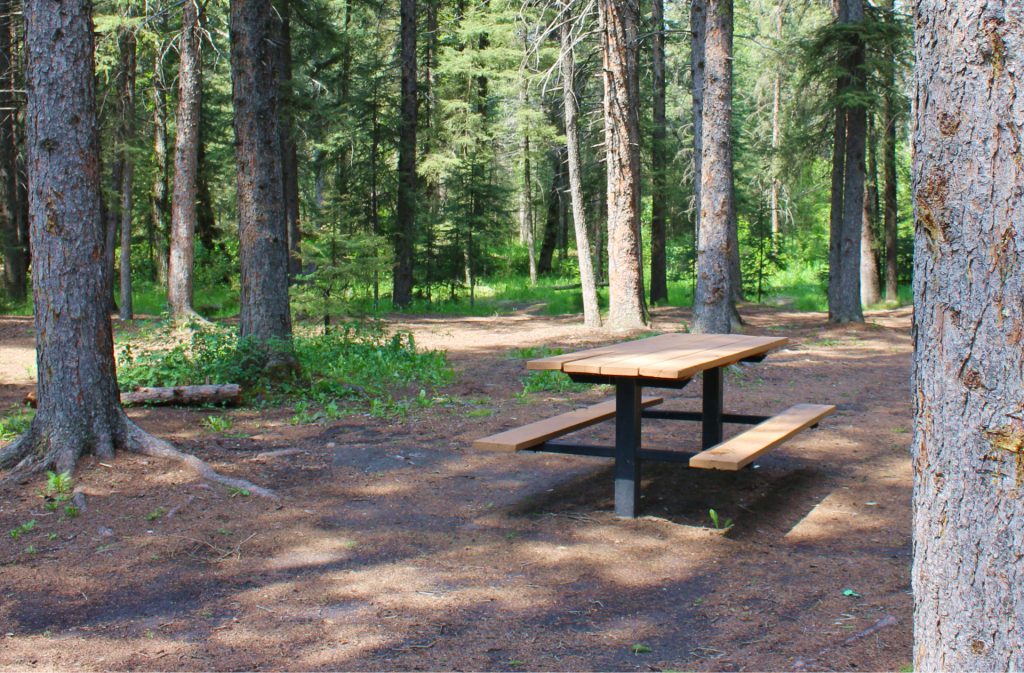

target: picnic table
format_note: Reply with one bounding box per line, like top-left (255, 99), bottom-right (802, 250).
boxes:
top-left (475, 333), bottom-right (834, 518)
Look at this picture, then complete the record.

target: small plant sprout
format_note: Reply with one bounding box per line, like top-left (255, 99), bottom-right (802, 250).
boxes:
top-left (708, 509), bottom-right (733, 531)
top-left (145, 507), bottom-right (168, 521)
top-left (630, 644), bottom-right (652, 655)
top-left (228, 486), bottom-right (250, 498)
top-left (202, 415), bottom-right (233, 433)
top-left (9, 519), bottom-right (36, 540)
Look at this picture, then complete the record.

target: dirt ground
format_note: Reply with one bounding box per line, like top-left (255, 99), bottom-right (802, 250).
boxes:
top-left (0, 305), bottom-right (914, 672)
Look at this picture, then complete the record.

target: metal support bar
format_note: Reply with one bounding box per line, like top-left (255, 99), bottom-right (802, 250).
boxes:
top-left (702, 367), bottom-right (724, 449)
top-left (567, 373), bottom-right (693, 390)
top-left (614, 380), bottom-right (642, 518)
top-left (642, 410), bottom-right (770, 424)
top-left (638, 449), bottom-right (697, 464)
top-left (528, 442), bottom-right (615, 458)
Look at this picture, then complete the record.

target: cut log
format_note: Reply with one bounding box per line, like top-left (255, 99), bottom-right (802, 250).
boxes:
top-left (25, 384), bottom-right (242, 408)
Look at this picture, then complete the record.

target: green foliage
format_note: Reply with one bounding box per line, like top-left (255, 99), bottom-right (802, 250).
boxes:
top-left (630, 644), bottom-right (652, 655)
top-left (145, 507), bottom-right (167, 521)
top-left (708, 509), bottom-right (734, 531)
top-left (202, 415), bottom-right (233, 433)
top-left (9, 519), bottom-right (36, 540)
top-left (0, 407), bottom-right (35, 443)
top-left (519, 370), bottom-right (589, 396)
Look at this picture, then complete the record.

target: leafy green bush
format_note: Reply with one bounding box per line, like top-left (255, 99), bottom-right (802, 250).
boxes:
top-left (0, 407), bottom-right (35, 442)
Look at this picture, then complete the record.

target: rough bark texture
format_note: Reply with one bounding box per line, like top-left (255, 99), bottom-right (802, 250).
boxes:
top-left (230, 0), bottom-right (295, 363)
top-left (0, 0), bottom-right (27, 302)
top-left (600, 0), bottom-right (647, 330)
top-left (560, 7), bottom-right (601, 327)
top-left (520, 122), bottom-right (537, 284)
top-left (769, 3), bottom-right (783, 243)
top-left (693, 0), bottom-right (735, 334)
top-left (274, 0), bottom-right (301, 279)
top-left (882, 88), bottom-right (898, 302)
top-left (648, 0), bottom-right (667, 304)
top-left (827, 0), bottom-right (865, 323)
top-left (690, 0), bottom-right (705, 245)
top-left (392, 0), bottom-right (417, 307)
top-left (860, 123), bottom-right (880, 306)
top-left (912, 1), bottom-right (1024, 668)
top-left (168, 0), bottom-right (202, 319)
top-left (150, 51), bottom-right (169, 284)
top-left (537, 153), bottom-right (560, 275)
top-left (116, 23), bottom-right (137, 321)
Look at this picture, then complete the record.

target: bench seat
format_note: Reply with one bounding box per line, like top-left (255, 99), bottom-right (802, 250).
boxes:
top-left (688, 403), bottom-right (835, 470)
top-left (474, 396), bottom-right (664, 452)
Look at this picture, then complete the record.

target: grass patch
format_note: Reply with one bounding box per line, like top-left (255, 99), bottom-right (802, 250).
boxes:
top-left (0, 407), bottom-right (35, 443)
top-left (116, 321), bottom-right (453, 420)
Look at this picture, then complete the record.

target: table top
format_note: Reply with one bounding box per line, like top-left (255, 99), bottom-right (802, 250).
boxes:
top-left (527, 333), bottom-right (789, 381)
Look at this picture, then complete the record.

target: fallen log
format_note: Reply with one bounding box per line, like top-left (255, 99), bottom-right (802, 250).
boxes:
top-left (25, 384), bottom-right (242, 408)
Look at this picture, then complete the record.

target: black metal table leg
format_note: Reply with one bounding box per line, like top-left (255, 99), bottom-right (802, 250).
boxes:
top-left (702, 366), bottom-right (724, 449)
top-left (614, 380), bottom-right (642, 518)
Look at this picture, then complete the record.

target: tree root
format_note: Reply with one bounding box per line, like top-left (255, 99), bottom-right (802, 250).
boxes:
top-left (123, 420), bottom-right (279, 500)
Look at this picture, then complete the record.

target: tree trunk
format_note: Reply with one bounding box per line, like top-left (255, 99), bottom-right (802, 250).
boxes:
top-left (392, 0), bottom-right (417, 307)
top-left (195, 137), bottom-right (217, 252)
top-left (648, 0), bottom-right (667, 305)
top-left (860, 118), bottom-right (880, 307)
top-left (882, 77), bottom-right (898, 302)
top-left (912, 1), bottom-right (1024, 668)
top-left (560, 5), bottom-right (601, 327)
top-left (116, 23), bottom-right (137, 321)
top-left (520, 128), bottom-right (537, 284)
top-left (693, 0), bottom-right (736, 334)
top-left (537, 152), bottom-right (560, 274)
top-left (168, 0), bottom-right (202, 320)
top-left (230, 0), bottom-right (296, 371)
top-left (274, 0), bottom-right (301, 278)
top-left (769, 2), bottom-right (783, 243)
top-left (827, 0), bottom-right (865, 323)
top-left (0, 0), bottom-right (27, 302)
top-left (600, 0), bottom-right (647, 330)
top-left (150, 49), bottom-right (169, 285)
top-left (690, 0), bottom-right (705, 247)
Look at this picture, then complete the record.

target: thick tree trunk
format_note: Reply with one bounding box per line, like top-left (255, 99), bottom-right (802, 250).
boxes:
top-left (195, 137), bottom-right (217, 252)
top-left (912, 1), bottom-right (1024, 668)
top-left (560, 6), bottom-right (600, 327)
top-left (0, 0), bottom-right (27, 302)
top-left (693, 0), bottom-right (736, 334)
top-left (392, 0), bottom-right (417, 307)
top-left (600, 0), bottom-right (646, 330)
top-left (274, 0), bottom-right (301, 278)
top-left (827, 0), bottom-right (865, 323)
top-left (882, 88), bottom-right (898, 302)
top-left (690, 0), bottom-right (705, 246)
top-left (860, 119), bottom-right (880, 307)
top-left (116, 24), bottom-right (137, 321)
top-left (648, 0), bottom-right (667, 304)
top-left (168, 0), bottom-right (202, 320)
top-left (150, 51), bottom-right (169, 284)
top-left (27, 384), bottom-right (242, 409)
top-left (230, 0), bottom-right (296, 371)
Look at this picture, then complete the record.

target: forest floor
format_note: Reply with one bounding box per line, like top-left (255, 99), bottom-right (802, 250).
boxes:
top-left (0, 305), bottom-right (914, 672)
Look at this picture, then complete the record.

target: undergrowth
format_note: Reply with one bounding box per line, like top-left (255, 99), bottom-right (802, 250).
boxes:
top-left (116, 321), bottom-right (453, 420)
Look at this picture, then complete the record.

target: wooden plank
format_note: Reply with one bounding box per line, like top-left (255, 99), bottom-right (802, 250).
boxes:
top-left (526, 333), bottom-right (681, 372)
top-left (688, 403), bottom-right (835, 470)
top-left (593, 334), bottom-right (748, 377)
top-left (639, 335), bottom-right (789, 380)
top-left (474, 396), bottom-right (664, 452)
top-left (560, 333), bottom-right (708, 375)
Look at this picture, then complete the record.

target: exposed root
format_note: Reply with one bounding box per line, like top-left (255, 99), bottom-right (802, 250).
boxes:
top-left (124, 420), bottom-right (279, 500)
top-left (0, 431), bottom-right (46, 480)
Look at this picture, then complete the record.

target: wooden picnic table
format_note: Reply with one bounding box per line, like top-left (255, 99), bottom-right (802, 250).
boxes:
top-left (475, 332), bottom-right (834, 518)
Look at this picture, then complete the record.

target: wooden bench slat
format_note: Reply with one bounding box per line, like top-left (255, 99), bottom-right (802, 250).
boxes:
top-left (688, 403), bottom-right (835, 470)
top-left (525, 334), bottom-right (681, 371)
top-left (594, 334), bottom-right (749, 376)
top-left (474, 396), bottom-right (664, 452)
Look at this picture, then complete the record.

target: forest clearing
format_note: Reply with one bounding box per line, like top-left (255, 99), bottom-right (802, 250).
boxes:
top-left (0, 305), bottom-right (913, 671)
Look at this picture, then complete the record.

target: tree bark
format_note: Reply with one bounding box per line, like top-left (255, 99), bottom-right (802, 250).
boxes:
top-left (912, 1), bottom-right (1024, 667)
top-left (690, 0), bottom-right (705, 247)
top-left (769, 2), bottom-right (783, 244)
top-left (230, 0), bottom-right (296, 371)
top-left (600, 0), bottom-right (647, 330)
top-left (520, 122), bottom-right (537, 284)
top-left (0, 0), bottom-right (27, 302)
top-left (882, 74), bottom-right (898, 302)
top-left (560, 6), bottom-right (601, 327)
top-left (27, 384), bottom-right (243, 409)
top-left (168, 0), bottom-right (202, 320)
top-left (116, 23), bottom-right (137, 321)
top-left (693, 0), bottom-right (737, 334)
top-left (827, 0), bottom-right (865, 323)
top-left (648, 0), bottom-right (667, 304)
top-left (392, 0), bottom-right (417, 307)
top-left (274, 0), bottom-right (300, 278)
top-left (150, 47), bottom-right (169, 284)
top-left (860, 118), bottom-right (880, 307)
top-left (537, 151), bottom-right (560, 275)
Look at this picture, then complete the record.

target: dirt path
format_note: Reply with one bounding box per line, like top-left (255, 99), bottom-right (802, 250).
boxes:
top-left (0, 306), bottom-right (913, 672)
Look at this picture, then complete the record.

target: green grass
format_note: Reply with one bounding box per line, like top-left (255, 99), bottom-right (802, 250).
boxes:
top-left (0, 407), bottom-right (35, 442)
top-left (116, 320), bottom-right (453, 420)
top-left (131, 280), bottom-right (240, 320)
